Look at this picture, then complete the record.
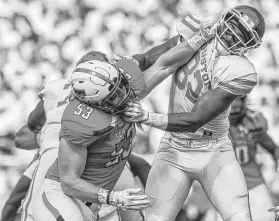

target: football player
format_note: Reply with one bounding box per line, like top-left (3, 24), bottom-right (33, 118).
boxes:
top-left (2, 126), bottom-right (151, 221)
top-left (36, 21), bottom-right (217, 221)
top-left (124, 5), bottom-right (265, 221)
top-left (1, 74), bottom-right (150, 221)
top-left (21, 78), bottom-right (71, 221)
top-left (229, 97), bottom-right (279, 221)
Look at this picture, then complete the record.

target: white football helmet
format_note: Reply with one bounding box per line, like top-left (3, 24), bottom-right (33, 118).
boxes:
top-left (71, 57), bottom-right (134, 114)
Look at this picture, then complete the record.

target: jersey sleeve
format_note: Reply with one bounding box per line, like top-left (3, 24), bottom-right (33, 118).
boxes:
top-left (212, 56), bottom-right (257, 96)
top-left (176, 14), bottom-right (212, 42)
top-left (114, 59), bottom-right (147, 100)
top-left (60, 99), bottom-right (114, 149)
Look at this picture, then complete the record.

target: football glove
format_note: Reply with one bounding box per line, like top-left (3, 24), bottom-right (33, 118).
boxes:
top-left (123, 102), bottom-right (149, 123)
top-left (109, 188), bottom-right (149, 211)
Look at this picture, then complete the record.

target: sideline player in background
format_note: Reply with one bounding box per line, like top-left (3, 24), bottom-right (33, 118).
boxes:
top-left (1, 126), bottom-right (40, 221)
top-left (229, 96), bottom-right (279, 221)
top-left (36, 20), bottom-right (217, 221)
top-left (124, 5), bottom-right (265, 221)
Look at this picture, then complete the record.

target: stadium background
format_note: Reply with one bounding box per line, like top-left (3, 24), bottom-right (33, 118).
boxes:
top-left (0, 0), bottom-right (279, 219)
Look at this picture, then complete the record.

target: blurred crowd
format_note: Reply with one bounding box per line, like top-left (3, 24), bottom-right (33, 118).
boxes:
top-left (1, 0), bottom-right (279, 218)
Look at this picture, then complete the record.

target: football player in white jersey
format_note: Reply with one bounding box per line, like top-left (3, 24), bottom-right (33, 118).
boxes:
top-left (124, 5), bottom-right (265, 221)
top-left (21, 78), bottom-right (72, 221)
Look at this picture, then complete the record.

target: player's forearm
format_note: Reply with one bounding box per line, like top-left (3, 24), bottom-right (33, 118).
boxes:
top-left (132, 35), bottom-right (179, 71)
top-left (142, 112), bottom-right (199, 132)
top-left (1, 175), bottom-right (31, 221)
top-left (60, 177), bottom-right (101, 203)
top-left (1, 204), bottom-right (18, 221)
top-left (140, 41), bottom-right (196, 98)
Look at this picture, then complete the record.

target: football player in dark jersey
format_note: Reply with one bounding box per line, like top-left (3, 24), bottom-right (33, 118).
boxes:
top-left (230, 96), bottom-right (279, 221)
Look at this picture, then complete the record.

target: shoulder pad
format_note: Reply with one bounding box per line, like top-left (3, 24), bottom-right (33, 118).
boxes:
top-left (60, 99), bottom-right (118, 148)
top-left (176, 14), bottom-right (204, 40)
top-left (213, 56), bottom-right (257, 96)
top-left (114, 59), bottom-right (147, 100)
top-left (215, 56), bottom-right (256, 81)
top-left (62, 99), bottom-right (116, 132)
top-left (43, 79), bottom-right (69, 98)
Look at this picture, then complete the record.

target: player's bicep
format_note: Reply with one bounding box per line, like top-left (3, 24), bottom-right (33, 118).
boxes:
top-left (156, 40), bottom-right (196, 71)
top-left (27, 99), bottom-right (46, 133)
top-left (192, 88), bottom-right (238, 127)
top-left (142, 41), bottom-right (196, 97)
top-left (58, 138), bottom-right (87, 184)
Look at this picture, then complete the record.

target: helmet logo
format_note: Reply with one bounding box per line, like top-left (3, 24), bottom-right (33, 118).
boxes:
top-left (242, 15), bottom-right (255, 29)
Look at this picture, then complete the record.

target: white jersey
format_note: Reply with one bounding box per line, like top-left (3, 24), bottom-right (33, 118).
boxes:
top-left (167, 40), bottom-right (257, 149)
top-left (38, 79), bottom-right (71, 155)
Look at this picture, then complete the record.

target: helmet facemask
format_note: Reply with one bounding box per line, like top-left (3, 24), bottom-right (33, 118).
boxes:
top-left (99, 72), bottom-right (136, 114)
top-left (216, 8), bottom-right (262, 55)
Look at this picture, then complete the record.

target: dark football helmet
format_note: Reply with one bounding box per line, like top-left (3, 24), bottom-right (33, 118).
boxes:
top-left (216, 5), bottom-right (265, 55)
top-left (71, 51), bottom-right (135, 114)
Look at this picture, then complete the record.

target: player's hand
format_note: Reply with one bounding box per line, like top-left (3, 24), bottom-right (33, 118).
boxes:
top-left (268, 206), bottom-right (279, 221)
top-left (123, 103), bottom-right (149, 123)
top-left (109, 188), bottom-right (149, 211)
top-left (113, 54), bottom-right (139, 66)
top-left (199, 16), bottom-right (217, 39)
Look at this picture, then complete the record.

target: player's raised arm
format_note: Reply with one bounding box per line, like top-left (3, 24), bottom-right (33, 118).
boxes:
top-left (124, 15), bottom-right (216, 72)
top-left (132, 35), bottom-right (180, 71)
top-left (139, 20), bottom-right (216, 98)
